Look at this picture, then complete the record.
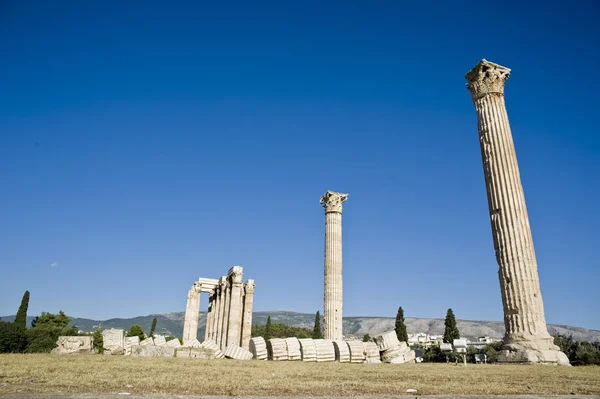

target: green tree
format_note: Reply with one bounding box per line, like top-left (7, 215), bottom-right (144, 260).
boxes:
top-left (252, 322), bottom-right (312, 339)
top-left (312, 311), bottom-right (323, 339)
top-left (443, 308), bottom-right (460, 343)
top-left (394, 306), bottom-right (408, 343)
top-left (126, 325), bottom-right (146, 341)
top-left (150, 317), bottom-right (158, 338)
top-left (482, 341), bottom-right (504, 363)
top-left (0, 321), bottom-right (27, 353)
top-left (14, 291), bottom-right (30, 329)
top-left (264, 316), bottom-right (272, 341)
top-left (33, 311), bottom-right (72, 328)
top-left (362, 333), bottom-right (371, 342)
top-left (92, 329), bottom-right (104, 354)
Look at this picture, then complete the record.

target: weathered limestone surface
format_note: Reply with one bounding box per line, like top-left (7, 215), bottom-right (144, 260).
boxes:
top-left (373, 331), bottom-right (398, 352)
top-left (226, 266), bottom-right (244, 347)
top-left (224, 345), bottom-right (253, 360)
top-left (285, 337), bottom-right (302, 361)
top-left (333, 340), bottom-right (350, 363)
top-left (130, 345), bottom-right (175, 357)
top-left (124, 336), bottom-right (140, 355)
top-left (314, 339), bottom-right (335, 362)
top-left (201, 339), bottom-right (225, 359)
top-left (363, 342), bottom-right (381, 364)
top-left (51, 336), bottom-right (93, 354)
top-left (249, 337), bottom-right (268, 360)
top-left (140, 337), bottom-right (154, 346)
top-left (181, 338), bottom-right (201, 348)
top-left (241, 280), bottom-right (255, 350)
top-left (267, 338), bottom-right (288, 361)
top-left (466, 59), bottom-right (569, 366)
top-left (320, 190), bottom-right (348, 341)
top-left (153, 336), bottom-right (167, 346)
top-left (298, 338), bottom-right (317, 362)
top-left (166, 338), bottom-right (181, 348)
top-left (182, 282), bottom-right (201, 345)
top-left (102, 329), bottom-right (125, 355)
top-left (347, 340), bottom-right (366, 363)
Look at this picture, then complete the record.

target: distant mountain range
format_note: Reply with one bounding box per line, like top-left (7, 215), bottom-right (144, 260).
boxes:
top-left (2, 311), bottom-right (598, 342)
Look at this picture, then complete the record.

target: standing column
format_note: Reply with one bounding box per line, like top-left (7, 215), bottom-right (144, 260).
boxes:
top-left (227, 266), bottom-right (244, 347)
top-left (466, 59), bottom-right (569, 365)
top-left (219, 280), bottom-right (231, 349)
top-left (204, 296), bottom-right (213, 342)
top-left (214, 284), bottom-right (224, 345)
top-left (182, 282), bottom-right (201, 345)
top-left (320, 190), bottom-right (348, 341)
top-left (208, 291), bottom-right (216, 341)
top-left (241, 279), bottom-right (255, 350)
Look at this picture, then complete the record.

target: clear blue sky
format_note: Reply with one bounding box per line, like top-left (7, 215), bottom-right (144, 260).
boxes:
top-left (1, 1), bottom-right (598, 330)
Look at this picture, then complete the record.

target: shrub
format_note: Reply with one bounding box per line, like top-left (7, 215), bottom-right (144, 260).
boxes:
top-left (0, 321), bottom-right (27, 353)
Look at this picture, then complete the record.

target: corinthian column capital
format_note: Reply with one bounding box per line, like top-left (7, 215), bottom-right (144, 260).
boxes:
top-left (466, 59), bottom-right (511, 101)
top-left (320, 190), bottom-right (348, 213)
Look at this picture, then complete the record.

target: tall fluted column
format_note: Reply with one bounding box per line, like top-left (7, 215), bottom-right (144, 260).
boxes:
top-left (208, 291), bottom-right (216, 341)
top-left (214, 283), bottom-right (224, 345)
top-left (219, 280), bottom-right (231, 349)
top-left (226, 266), bottom-right (244, 347)
top-left (466, 59), bottom-right (569, 365)
top-left (204, 297), bottom-right (213, 341)
top-left (320, 190), bottom-right (348, 341)
top-left (182, 282), bottom-right (201, 345)
top-left (241, 279), bottom-right (255, 349)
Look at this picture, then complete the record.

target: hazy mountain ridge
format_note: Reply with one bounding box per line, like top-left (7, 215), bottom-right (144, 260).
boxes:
top-left (2, 312), bottom-right (598, 342)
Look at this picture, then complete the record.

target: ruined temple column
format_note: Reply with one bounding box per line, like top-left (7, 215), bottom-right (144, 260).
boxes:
top-left (208, 290), bottom-right (216, 341)
top-left (466, 59), bottom-right (569, 365)
top-left (204, 296), bottom-right (213, 341)
top-left (227, 266), bottom-right (244, 347)
top-left (320, 190), bottom-right (348, 341)
top-left (219, 280), bottom-right (231, 349)
top-left (214, 283), bottom-right (224, 345)
top-left (241, 279), bottom-right (255, 349)
top-left (182, 282), bottom-right (201, 345)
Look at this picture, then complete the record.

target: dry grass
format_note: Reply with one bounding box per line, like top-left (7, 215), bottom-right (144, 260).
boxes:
top-left (0, 354), bottom-right (599, 396)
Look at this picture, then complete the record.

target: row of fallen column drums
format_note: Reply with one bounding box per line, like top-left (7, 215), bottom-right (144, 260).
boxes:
top-left (249, 337), bottom-right (381, 363)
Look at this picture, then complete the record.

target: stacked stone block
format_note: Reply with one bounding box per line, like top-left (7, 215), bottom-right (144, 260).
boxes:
top-left (267, 338), bottom-right (288, 361)
top-left (314, 339), bottom-right (335, 362)
top-left (102, 329), bottom-right (125, 355)
top-left (333, 340), bottom-right (350, 363)
top-left (249, 337), bottom-right (268, 360)
top-left (131, 345), bottom-right (175, 357)
top-left (124, 336), bottom-right (140, 355)
top-left (363, 342), bottom-right (381, 363)
top-left (153, 336), bottom-right (167, 346)
top-left (285, 337), bottom-right (302, 361)
top-left (166, 338), bottom-right (181, 348)
top-left (373, 331), bottom-right (415, 364)
top-left (298, 338), bottom-right (317, 362)
top-left (201, 339), bottom-right (225, 359)
top-left (140, 337), bottom-right (154, 346)
top-left (346, 340), bottom-right (366, 363)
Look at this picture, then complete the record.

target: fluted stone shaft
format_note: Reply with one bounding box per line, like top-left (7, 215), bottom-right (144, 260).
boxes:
top-left (466, 60), bottom-right (568, 365)
top-left (241, 280), bottom-right (255, 349)
top-left (320, 190), bottom-right (348, 341)
top-left (182, 283), bottom-right (201, 344)
top-left (227, 266), bottom-right (244, 347)
top-left (220, 282), bottom-right (231, 349)
top-left (214, 285), bottom-right (224, 345)
top-left (205, 298), bottom-right (212, 341)
top-left (209, 291), bottom-right (217, 341)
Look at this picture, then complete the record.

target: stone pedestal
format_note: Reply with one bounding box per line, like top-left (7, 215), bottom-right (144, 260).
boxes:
top-left (320, 190), bottom-right (348, 341)
top-left (466, 59), bottom-right (569, 365)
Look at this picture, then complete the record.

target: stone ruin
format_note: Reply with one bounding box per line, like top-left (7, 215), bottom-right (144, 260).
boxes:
top-left (246, 333), bottom-right (414, 365)
top-left (183, 266), bottom-right (255, 352)
top-left (51, 336), bottom-right (93, 355)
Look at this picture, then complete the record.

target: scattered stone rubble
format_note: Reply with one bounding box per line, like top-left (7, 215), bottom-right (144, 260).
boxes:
top-left (314, 339), bottom-right (335, 362)
top-left (51, 336), bottom-right (93, 354)
top-left (333, 340), bottom-right (350, 363)
top-left (267, 338), bottom-right (288, 361)
top-left (298, 338), bottom-right (317, 362)
top-left (285, 337), bottom-right (302, 361)
top-left (373, 331), bottom-right (415, 364)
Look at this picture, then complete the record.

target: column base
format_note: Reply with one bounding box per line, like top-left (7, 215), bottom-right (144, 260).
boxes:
top-left (498, 339), bottom-right (570, 365)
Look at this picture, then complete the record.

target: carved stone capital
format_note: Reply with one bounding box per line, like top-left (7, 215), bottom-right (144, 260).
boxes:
top-left (228, 266), bottom-right (244, 284)
top-left (244, 279), bottom-right (255, 294)
top-left (320, 190), bottom-right (348, 213)
top-left (466, 59), bottom-right (511, 101)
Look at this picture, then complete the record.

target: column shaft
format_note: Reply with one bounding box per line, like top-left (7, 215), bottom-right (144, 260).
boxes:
top-left (220, 283), bottom-right (231, 349)
top-left (182, 285), bottom-right (200, 344)
top-left (241, 280), bottom-right (255, 349)
top-left (324, 211), bottom-right (343, 340)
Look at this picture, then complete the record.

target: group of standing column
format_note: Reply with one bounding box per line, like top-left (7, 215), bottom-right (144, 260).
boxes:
top-left (204, 266), bottom-right (255, 350)
top-left (182, 266), bottom-right (255, 350)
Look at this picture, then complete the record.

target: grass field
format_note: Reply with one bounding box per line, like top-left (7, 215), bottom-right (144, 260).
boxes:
top-left (0, 354), bottom-right (599, 396)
